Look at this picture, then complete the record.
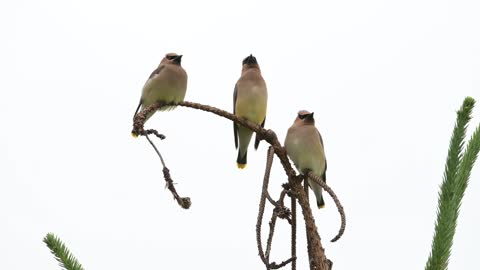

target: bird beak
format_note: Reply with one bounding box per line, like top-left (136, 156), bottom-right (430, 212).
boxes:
top-left (306, 112), bottom-right (314, 121)
top-left (173, 55), bottom-right (183, 64)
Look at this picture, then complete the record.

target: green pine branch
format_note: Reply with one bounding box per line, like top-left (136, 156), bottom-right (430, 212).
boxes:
top-left (43, 233), bottom-right (84, 270)
top-left (425, 97), bottom-right (479, 270)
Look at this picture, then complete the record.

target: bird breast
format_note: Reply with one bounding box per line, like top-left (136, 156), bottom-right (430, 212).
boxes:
top-left (285, 127), bottom-right (326, 176)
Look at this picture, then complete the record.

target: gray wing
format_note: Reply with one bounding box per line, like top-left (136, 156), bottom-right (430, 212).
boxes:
top-left (134, 65), bottom-right (165, 119)
top-left (133, 99), bottom-right (142, 119)
top-left (254, 117), bottom-right (265, 150)
top-left (317, 130), bottom-right (324, 147)
top-left (147, 65), bottom-right (165, 80)
top-left (323, 160), bottom-right (327, 183)
top-left (233, 85), bottom-right (238, 149)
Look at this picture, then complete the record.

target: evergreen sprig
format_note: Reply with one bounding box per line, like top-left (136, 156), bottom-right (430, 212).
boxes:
top-left (425, 97), bottom-right (479, 270)
top-left (43, 233), bottom-right (84, 270)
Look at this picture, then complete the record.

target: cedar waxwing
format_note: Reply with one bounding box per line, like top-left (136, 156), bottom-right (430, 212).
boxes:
top-left (284, 110), bottom-right (327, 208)
top-left (233, 54), bottom-right (268, 169)
top-left (133, 53), bottom-right (188, 123)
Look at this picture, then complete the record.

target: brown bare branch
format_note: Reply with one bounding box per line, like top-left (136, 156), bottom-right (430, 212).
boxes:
top-left (306, 171), bottom-right (346, 242)
top-left (256, 147), bottom-right (274, 267)
top-left (256, 147), bottom-right (295, 269)
top-left (291, 192), bottom-right (297, 270)
top-left (140, 123), bottom-right (190, 209)
top-left (132, 101), bottom-right (345, 269)
top-left (162, 167), bottom-right (191, 209)
top-left (291, 179), bottom-right (330, 269)
top-left (266, 188), bottom-right (293, 262)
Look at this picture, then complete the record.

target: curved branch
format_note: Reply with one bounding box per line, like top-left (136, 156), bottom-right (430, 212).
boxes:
top-left (291, 191), bottom-right (297, 270)
top-left (256, 147), bottom-right (295, 269)
top-left (139, 121), bottom-right (191, 209)
top-left (266, 188), bottom-right (293, 261)
top-left (307, 171), bottom-right (346, 242)
top-left (256, 147), bottom-right (274, 266)
top-left (132, 100), bottom-right (345, 269)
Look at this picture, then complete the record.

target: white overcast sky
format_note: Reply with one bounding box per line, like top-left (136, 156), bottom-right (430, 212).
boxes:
top-left (2, 0), bottom-right (480, 269)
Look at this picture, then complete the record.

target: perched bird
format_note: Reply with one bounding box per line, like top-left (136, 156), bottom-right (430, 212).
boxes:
top-left (133, 52), bottom-right (188, 124)
top-left (284, 110), bottom-right (327, 208)
top-left (233, 54), bottom-right (268, 169)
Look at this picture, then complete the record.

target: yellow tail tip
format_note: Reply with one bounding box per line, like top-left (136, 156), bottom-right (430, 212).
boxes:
top-left (319, 204), bottom-right (326, 209)
top-left (131, 132), bottom-right (138, 138)
top-left (237, 163), bottom-right (247, 169)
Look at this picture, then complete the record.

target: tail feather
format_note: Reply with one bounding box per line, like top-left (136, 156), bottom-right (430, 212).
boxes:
top-left (309, 179), bottom-right (325, 209)
top-left (317, 196), bottom-right (325, 209)
top-left (254, 133), bottom-right (261, 150)
top-left (237, 150), bottom-right (247, 169)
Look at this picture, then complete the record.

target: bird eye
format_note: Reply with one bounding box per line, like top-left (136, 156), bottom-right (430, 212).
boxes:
top-left (298, 114), bottom-right (306, 120)
top-left (166, 55), bottom-right (176, 60)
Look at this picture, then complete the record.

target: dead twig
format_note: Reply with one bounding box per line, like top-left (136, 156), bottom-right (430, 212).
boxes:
top-left (306, 171), bottom-right (345, 242)
top-left (162, 167), bottom-right (191, 209)
top-left (132, 101), bottom-right (344, 269)
top-left (266, 188), bottom-right (293, 261)
top-left (142, 128), bottom-right (190, 209)
top-left (291, 192), bottom-right (297, 270)
top-left (256, 147), bottom-right (296, 269)
top-left (144, 134), bottom-right (166, 168)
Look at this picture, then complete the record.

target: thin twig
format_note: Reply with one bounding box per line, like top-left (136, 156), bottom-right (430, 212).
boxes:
top-left (256, 147), bottom-right (295, 269)
top-left (291, 193), bottom-right (297, 270)
top-left (266, 210), bottom-right (278, 264)
top-left (145, 134), bottom-right (166, 168)
top-left (307, 171), bottom-right (346, 242)
top-left (162, 167), bottom-right (191, 209)
top-left (256, 147), bottom-right (274, 267)
top-left (266, 192), bottom-right (277, 206)
top-left (269, 258), bottom-right (297, 269)
top-left (134, 111), bottom-right (190, 209)
top-left (266, 189), bottom-right (292, 220)
top-left (145, 134), bottom-right (190, 209)
top-left (266, 188), bottom-right (293, 260)
top-left (143, 129), bottom-right (166, 140)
